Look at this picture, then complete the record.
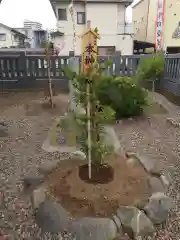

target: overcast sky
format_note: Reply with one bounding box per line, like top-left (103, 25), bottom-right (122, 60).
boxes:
top-left (0, 0), bottom-right (139, 30)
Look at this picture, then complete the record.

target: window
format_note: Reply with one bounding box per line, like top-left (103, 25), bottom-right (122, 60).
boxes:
top-left (0, 33), bottom-right (6, 41)
top-left (77, 12), bottom-right (85, 24)
top-left (98, 46), bottom-right (115, 56)
top-left (13, 35), bottom-right (19, 42)
top-left (25, 30), bottom-right (28, 36)
top-left (58, 8), bottom-right (67, 21)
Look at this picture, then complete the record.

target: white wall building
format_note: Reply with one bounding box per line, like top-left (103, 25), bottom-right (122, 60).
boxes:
top-left (23, 20), bottom-right (43, 30)
top-left (49, 0), bottom-right (133, 56)
top-left (15, 20), bottom-right (48, 48)
top-left (0, 23), bottom-right (27, 48)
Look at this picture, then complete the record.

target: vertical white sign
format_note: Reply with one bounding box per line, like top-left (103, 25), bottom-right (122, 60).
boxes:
top-left (69, 3), bottom-right (77, 54)
top-left (155, 0), bottom-right (165, 51)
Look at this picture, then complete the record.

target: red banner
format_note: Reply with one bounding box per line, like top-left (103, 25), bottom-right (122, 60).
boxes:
top-left (155, 0), bottom-right (165, 50)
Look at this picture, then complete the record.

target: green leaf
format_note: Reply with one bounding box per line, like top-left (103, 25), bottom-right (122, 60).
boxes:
top-left (67, 60), bottom-right (115, 166)
top-left (62, 66), bottom-right (77, 79)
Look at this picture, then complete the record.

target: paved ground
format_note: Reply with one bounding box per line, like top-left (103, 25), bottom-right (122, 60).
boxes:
top-left (0, 91), bottom-right (180, 239)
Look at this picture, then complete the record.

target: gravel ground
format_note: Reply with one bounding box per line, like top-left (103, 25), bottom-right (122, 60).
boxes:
top-left (0, 92), bottom-right (74, 240)
top-left (1, 91), bottom-right (180, 239)
top-left (115, 93), bottom-right (180, 240)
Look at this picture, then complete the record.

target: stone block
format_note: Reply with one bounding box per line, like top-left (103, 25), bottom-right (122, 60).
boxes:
top-left (35, 200), bottom-right (72, 233)
top-left (0, 125), bottom-right (8, 137)
top-left (112, 215), bottom-right (123, 234)
top-left (31, 186), bottom-right (46, 209)
top-left (104, 126), bottom-right (121, 153)
top-left (23, 175), bottom-right (44, 190)
top-left (70, 217), bottom-right (117, 240)
top-left (144, 192), bottom-right (173, 225)
top-left (160, 173), bottom-right (172, 187)
top-left (116, 206), bottom-right (155, 238)
top-left (125, 151), bottom-right (136, 158)
top-left (136, 154), bottom-right (155, 173)
top-left (38, 161), bottom-right (59, 175)
top-left (148, 177), bottom-right (165, 194)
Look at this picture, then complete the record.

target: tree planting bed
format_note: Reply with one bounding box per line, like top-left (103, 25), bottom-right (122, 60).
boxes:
top-left (46, 157), bottom-right (150, 218)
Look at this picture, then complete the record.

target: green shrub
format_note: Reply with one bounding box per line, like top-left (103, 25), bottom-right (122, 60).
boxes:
top-left (135, 54), bottom-right (165, 90)
top-left (96, 76), bottom-right (148, 119)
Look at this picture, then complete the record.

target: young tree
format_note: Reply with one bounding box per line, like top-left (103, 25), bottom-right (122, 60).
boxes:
top-left (64, 61), bottom-right (115, 169)
top-left (135, 53), bottom-right (165, 91)
top-left (44, 41), bottom-right (59, 108)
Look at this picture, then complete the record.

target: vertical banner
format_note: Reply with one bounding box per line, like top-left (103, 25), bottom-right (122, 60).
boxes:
top-left (69, 3), bottom-right (77, 54)
top-left (155, 0), bottom-right (165, 51)
top-left (81, 28), bottom-right (100, 72)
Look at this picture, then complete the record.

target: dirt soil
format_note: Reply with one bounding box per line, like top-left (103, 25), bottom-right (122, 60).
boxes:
top-left (0, 91), bottom-right (69, 117)
top-left (47, 157), bottom-right (150, 218)
top-left (79, 163), bottom-right (114, 184)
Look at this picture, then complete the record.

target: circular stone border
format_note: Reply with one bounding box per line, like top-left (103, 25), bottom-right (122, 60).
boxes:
top-left (24, 151), bottom-right (173, 240)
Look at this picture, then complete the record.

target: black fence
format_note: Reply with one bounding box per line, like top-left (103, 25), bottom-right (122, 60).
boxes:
top-left (1, 52), bottom-right (180, 97)
top-left (0, 52), bottom-right (69, 91)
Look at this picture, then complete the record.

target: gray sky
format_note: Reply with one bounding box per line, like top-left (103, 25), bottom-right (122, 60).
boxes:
top-left (0, 0), bottom-right (139, 29)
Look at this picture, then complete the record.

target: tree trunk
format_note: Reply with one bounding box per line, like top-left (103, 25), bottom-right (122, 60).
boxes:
top-left (47, 58), bottom-right (54, 108)
top-left (152, 80), bottom-right (155, 92)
